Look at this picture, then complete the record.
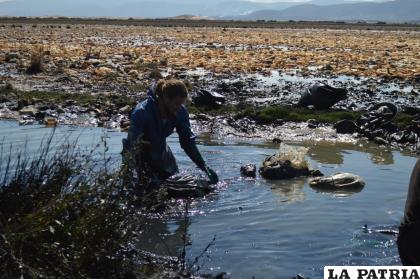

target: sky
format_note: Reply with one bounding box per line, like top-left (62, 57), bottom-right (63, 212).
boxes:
top-left (249, 0), bottom-right (389, 1)
top-left (0, 0), bottom-right (391, 2)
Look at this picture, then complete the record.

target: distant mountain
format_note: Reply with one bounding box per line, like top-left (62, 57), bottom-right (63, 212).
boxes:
top-left (0, 0), bottom-right (414, 22)
top-left (241, 0), bottom-right (420, 22)
top-left (0, 0), bottom-right (342, 18)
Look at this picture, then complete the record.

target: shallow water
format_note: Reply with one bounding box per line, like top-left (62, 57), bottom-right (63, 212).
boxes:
top-left (0, 120), bottom-right (417, 279)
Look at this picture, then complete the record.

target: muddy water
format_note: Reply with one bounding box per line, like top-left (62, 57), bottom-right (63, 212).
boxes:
top-left (0, 120), bottom-right (417, 279)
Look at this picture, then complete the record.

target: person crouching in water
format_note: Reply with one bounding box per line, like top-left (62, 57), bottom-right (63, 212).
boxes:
top-left (123, 79), bottom-right (218, 187)
top-left (398, 159), bottom-right (420, 265)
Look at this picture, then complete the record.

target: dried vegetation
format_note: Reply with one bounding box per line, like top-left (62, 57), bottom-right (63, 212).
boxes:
top-left (0, 24), bottom-right (419, 80)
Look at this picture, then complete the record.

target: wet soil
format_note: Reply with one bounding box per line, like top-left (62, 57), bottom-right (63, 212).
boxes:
top-left (0, 23), bottom-right (419, 153)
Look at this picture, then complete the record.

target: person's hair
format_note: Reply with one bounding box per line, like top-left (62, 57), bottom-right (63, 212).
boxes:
top-left (155, 79), bottom-right (188, 99)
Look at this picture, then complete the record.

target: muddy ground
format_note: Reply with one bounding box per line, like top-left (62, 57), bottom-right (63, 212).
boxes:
top-left (0, 21), bottom-right (419, 152)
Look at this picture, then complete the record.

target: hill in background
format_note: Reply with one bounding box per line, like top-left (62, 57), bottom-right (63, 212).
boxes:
top-left (0, 0), bottom-right (418, 22)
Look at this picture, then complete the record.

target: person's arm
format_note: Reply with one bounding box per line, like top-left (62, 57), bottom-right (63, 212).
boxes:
top-left (183, 143), bottom-right (219, 184)
top-left (129, 104), bottom-right (146, 146)
top-left (176, 107), bottom-right (219, 184)
top-left (127, 104), bottom-right (150, 169)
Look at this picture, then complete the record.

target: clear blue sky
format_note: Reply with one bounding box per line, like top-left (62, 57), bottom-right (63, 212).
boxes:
top-left (0, 0), bottom-right (389, 2)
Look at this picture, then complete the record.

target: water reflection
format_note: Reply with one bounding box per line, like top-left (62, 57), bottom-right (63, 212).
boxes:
top-left (306, 141), bottom-right (394, 166)
top-left (310, 185), bottom-right (364, 198)
top-left (345, 225), bottom-right (400, 266)
top-left (268, 177), bottom-right (306, 203)
top-left (367, 149), bottom-right (394, 165)
top-left (136, 216), bottom-right (189, 258)
top-left (307, 144), bottom-right (345, 165)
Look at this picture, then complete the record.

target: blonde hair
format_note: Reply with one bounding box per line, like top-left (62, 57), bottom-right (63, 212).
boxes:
top-left (155, 79), bottom-right (188, 99)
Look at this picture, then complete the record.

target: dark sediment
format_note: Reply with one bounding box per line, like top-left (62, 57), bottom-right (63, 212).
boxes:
top-left (1, 67), bottom-right (419, 153)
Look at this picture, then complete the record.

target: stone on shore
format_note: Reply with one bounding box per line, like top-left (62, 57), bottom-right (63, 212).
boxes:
top-left (192, 89), bottom-right (226, 109)
top-left (19, 106), bottom-right (39, 116)
top-left (334, 119), bottom-right (357, 134)
top-left (309, 172), bottom-right (365, 190)
top-left (297, 83), bottom-right (347, 110)
top-left (240, 164), bottom-right (257, 178)
top-left (259, 157), bottom-right (310, 180)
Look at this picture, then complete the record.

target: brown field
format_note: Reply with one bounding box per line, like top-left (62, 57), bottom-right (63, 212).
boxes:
top-left (0, 19), bottom-right (419, 85)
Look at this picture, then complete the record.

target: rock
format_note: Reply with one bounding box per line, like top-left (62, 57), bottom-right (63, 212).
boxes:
top-left (309, 169), bottom-right (324, 177)
top-left (272, 138), bottom-right (282, 144)
top-left (19, 106), bottom-right (39, 116)
top-left (356, 102), bottom-right (398, 141)
top-left (402, 106), bottom-right (420, 115)
top-left (192, 113), bottom-right (213, 121)
top-left (240, 164), bottom-right (256, 178)
top-left (19, 119), bottom-right (35, 125)
top-left (119, 105), bottom-right (132, 114)
top-left (367, 102), bottom-right (397, 122)
top-left (323, 64), bottom-right (333, 71)
top-left (128, 70), bottom-right (139, 77)
top-left (5, 101), bottom-right (19, 111)
top-left (192, 89), bottom-right (226, 109)
top-left (56, 106), bottom-right (65, 114)
top-left (334, 119), bottom-right (357, 134)
top-left (17, 99), bottom-right (31, 109)
top-left (307, 119), bottom-right (319, 129)
top-left (309, 172), bottom-right (365, 190)
top-left (389, 132), bottom-right (404, 143)
top-left (149, 68), bottom-right (163, 79)
top-left (162, 174), bottom-right (214, 199)
top-left (373, 103), bottom-right (397, 119)
top-left (0, 107), bottom-right (18, 119)
top-left (34, 111), bottom-right (46, 120)
top-left (259, 157), bottom-right (310, 180)
top-left (5, 52), bottom-right (19, 62)
top-left (85, 59), bottom-right (101, 66)
top-left (64, 100), bottom-right (76, 107)
top-left (94, 67), bottom-right (113, 76)
top-left (44, 117), bottom-right (58, 127)
top-left (297, 83), bottom-right (347, 110)
top-left (374, 137), bottom-right (388, 145)
top-left (31, 98), bottom-right (42, 104)
top-left (55, 75), bottom-right (74, 83)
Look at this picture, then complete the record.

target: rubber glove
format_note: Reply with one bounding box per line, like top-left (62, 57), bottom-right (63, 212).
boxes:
top-left (183, 144), bottom-right (206, 169)
top-left (203, 165), bottom-right (219, 184)
top-left (183, 144), bottom-right (218, 184)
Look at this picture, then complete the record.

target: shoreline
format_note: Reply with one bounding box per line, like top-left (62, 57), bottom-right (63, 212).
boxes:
top-left (1, 23), bottom-right (418, 153)
top-left (0, 84), bottom-right (418, 155)
top-left (1, 17), bottom-right (419, 31)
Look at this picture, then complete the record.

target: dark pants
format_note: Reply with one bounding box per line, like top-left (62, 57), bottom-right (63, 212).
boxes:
top-left (398, 223), bottom-right (420, 265)
top-left (122, 138), bottom-right (179, 181)
top-left (157, 144), bottom-right (179, 180)
top-left (398, 159), bottom-right (420, 265)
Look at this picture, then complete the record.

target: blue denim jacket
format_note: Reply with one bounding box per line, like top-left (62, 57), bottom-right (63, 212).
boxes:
top-left (128, 87), bottom-right (197, 169)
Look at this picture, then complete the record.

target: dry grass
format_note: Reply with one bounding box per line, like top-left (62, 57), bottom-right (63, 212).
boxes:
top-left (25, 45), bottom-right (44, 74)
top-left (1, 24), bottom-right (419, 79)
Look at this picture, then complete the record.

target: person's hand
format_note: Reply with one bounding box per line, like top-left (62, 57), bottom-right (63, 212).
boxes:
top-left (204, 166), bottom-right (219, 184)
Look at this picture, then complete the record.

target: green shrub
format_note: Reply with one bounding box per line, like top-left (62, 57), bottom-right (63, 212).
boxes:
top-left (0, 132), bottom-right (222, 279)
top-left (255, 106), bottom-right (289, 123)
top-left (26, 46), bottom-right (44, 75)
top-left (394, 113), bottom-right (416, 128)
top-left (0, 134), bottom-right (141, 278)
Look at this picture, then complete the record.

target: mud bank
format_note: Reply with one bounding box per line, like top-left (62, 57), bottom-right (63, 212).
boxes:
top-left (0, 23), bottom-right (419, 152)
